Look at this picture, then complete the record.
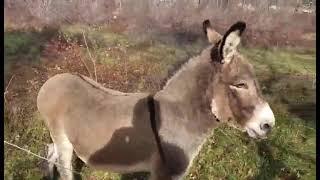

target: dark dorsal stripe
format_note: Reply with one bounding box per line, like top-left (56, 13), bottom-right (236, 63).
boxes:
top-left (75, 73), bottom-right (100, 89)
top-left (73, 73), bottom-right (129, 96)
top-left (147, 96), bottom-right (167, 165)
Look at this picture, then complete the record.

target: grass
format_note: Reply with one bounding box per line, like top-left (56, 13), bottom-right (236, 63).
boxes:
top-left (240, 47), bottom-right (316, 76)
top-left (4, 25), bottom-right (316, 180)
top-left (4, 28), bottom-right (57, 80)
top-left (59, 24), bottom-right (131, 48)
top-left (4, 111), bottom-right (51, 179)
top-left (59, 25), bottom-right (196, 66)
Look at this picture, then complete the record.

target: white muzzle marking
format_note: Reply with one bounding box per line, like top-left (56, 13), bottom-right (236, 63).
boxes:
top-left (245, 103), bottom-right (275, 139)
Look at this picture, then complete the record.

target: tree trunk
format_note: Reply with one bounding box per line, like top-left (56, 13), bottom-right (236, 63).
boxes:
top-left (222, 0), bottom-right (229, 10)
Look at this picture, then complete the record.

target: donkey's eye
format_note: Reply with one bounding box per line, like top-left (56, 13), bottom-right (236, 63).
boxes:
top-left (233, 83), bottom-right (248, 89)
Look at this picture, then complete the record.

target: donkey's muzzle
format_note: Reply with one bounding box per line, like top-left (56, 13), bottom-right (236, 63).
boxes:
top-left (245, 103), bottom-right (275, 139)
top-left (260, 122), bottom-right (272, 133)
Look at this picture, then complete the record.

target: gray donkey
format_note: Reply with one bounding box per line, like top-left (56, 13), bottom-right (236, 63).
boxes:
top-left (37, 20), bottom-right (275, 180)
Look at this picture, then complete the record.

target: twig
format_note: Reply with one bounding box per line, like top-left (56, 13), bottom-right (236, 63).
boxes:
top-left (79, 53), bottom-right (93, 79)
top-left (91, 44), bottom-right (100, 81)
top-left (4, 75), bottom-right (15, 103)
top-left (77, 34), bottom-right (93, 79)
top-left (82, 30), bottom-right (97, 82)
top-left (5, 75), bottom-right (15, 92)
top-left (4, 140), bottom-right (83, 176)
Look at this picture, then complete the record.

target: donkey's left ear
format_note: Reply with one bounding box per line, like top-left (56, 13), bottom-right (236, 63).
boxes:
top-left (203, 19), bottom-right (222, 44)
top-left (219, 21), bottom-right (246, 64)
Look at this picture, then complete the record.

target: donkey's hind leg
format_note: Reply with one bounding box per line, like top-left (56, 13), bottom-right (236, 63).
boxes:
top-left (46, 143), bottom-right (58, 179)
top-left (53, 133), bottom-right (74, 180)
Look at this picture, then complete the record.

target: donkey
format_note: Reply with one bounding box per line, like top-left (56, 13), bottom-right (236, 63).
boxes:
top-left (37, 20), bottom-right (275, 180)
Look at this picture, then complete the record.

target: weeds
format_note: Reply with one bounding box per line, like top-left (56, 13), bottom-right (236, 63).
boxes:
top-left (4, 25), bottom-right (316, 180)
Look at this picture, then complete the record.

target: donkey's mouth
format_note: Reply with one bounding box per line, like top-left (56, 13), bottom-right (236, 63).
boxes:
top-left (246, 128), bottom-right (267, 139)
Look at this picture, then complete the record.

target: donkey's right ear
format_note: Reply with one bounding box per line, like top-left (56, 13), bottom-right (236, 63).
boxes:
top-left (203, 19), bottom-right (222, 44)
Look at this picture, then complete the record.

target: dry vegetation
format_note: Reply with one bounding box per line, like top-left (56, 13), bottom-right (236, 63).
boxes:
top-left (4, 0), bottom-right (315, 179)
top-left (5, 0), bottom-right (315, 48)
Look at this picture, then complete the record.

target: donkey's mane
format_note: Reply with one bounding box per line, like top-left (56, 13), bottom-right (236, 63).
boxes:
top-left (161, 55), bottom-right (201, 89)
top-left (160, 58), bottom-right (190, 88)
top-left (161, 46), bottom-right (214, 90)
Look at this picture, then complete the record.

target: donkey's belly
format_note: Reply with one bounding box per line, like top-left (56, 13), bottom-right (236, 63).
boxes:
top-left (68, 114), bottom-right (158, 173)
top-left (69, 121), bottom-right (157, 173)
top-left (79, 153), bottom-right (153, 174)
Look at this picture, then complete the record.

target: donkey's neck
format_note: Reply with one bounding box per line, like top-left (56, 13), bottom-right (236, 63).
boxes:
top-left (162, 56), bottom-right (209, 98)
top-left (155, 47), bottom-right (219, 177)
top-left (157, 47), bottom-right (218, 136)
top-left (162, 47), bottom-right (212, 101)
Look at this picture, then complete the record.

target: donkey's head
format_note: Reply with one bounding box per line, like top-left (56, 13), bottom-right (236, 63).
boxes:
top-left (203, 20), bottom-right (275, 139)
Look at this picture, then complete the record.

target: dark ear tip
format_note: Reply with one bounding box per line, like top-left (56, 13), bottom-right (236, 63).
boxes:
top-left (231, 21), bottom-right (246, 35)
top-left (235, 21), bottom-right (246, 29)
top-left (203, 19), bottom-right (211, 34)
top-left (203, 19), bottom-right (211, 26)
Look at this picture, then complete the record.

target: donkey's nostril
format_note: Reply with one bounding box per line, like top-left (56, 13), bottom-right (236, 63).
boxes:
top-left (261, 123), bottom-right (271, 131)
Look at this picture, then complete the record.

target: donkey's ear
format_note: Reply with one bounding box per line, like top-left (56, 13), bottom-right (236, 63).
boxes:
top-left (219, 21), bottom-right (246, 64)
top-left (203, 19), bottom-right (222, 44)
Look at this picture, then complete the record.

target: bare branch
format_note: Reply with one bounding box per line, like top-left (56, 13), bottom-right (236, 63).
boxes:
top-left (82, 30), bottom-right (97, 82)
top-left (4, 75), bottom-right (15, 103)
top-left (78, 50), bottom-right (93, 79)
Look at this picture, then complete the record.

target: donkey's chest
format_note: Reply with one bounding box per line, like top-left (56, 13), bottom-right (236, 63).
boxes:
top-left (160, 125), bottom-right (208, 177)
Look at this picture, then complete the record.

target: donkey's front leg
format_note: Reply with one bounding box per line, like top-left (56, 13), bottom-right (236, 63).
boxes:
top-left (150, 157), bottom-right (173, 180)
top-left (150, 168), bottom-right (172, 180)
top-left (150, 170), bottom-right (186, 180)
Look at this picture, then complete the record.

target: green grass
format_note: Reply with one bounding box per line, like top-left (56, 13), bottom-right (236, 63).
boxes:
top-left (59, 24), bottom-right (131, 48)
top-left (4, 28), bottom-right (57, 61)
top-left (240, 47), bottom-right (316, 76)
top-left (4, 111), bottom-right (51, 179)
top-left (4, 28), bottom-right (57, 80)
top-left (4, 25), bottom-right (316, 180)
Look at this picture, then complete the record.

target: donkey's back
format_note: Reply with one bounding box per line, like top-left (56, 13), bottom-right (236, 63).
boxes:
top-left (37, 73), bottom-right (158, 178)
